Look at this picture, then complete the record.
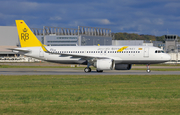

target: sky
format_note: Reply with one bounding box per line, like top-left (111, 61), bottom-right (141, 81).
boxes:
top-left (0, 0), bottom-right (180, 36)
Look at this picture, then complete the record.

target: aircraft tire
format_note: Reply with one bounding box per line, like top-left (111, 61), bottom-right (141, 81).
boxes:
top-left (84, 67), bottom-right (91, 73)
top-left (146, 69), bottom-right (151, 73)
top-left (96, 70), bottom-right (103, 72)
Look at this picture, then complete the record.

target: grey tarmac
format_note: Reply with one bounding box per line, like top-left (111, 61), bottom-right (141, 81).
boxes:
top-left (0, 68), bottom-right (180, 75)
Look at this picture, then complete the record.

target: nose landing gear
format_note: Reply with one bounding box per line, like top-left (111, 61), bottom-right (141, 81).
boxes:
top-left (146, 64), bottom-right (151, 73)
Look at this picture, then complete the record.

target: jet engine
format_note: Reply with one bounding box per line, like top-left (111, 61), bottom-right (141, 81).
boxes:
top-left (115, 64), bottom-right (132, 70)
top-left (95, 59), bottom-right (115, 70)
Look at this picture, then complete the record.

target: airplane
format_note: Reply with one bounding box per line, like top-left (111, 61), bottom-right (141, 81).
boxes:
top-left (9, 20), bottom-right (171, 73)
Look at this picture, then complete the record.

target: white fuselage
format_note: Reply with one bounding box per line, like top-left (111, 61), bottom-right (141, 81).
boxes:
top-left (18, 45), bottom-right (171, 65)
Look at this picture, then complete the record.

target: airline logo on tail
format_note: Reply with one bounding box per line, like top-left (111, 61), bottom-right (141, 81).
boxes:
top-left (16, 20), bottom-right (42, 47)
top-left (21, 28), bottom-right (29, 41)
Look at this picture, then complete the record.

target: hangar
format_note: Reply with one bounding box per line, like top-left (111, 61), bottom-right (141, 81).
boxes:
top-left (33, 26), bottom-right (112, 46)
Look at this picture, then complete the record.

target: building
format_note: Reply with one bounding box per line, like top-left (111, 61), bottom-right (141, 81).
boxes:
top-left (0, 26), bottom-right (19, 58)
top-left (32, 26), bottom-right (112, 46)
top-left (112, 40), bottom-right (144, 46)
top-left (165, 35), bottom-right (178, 53)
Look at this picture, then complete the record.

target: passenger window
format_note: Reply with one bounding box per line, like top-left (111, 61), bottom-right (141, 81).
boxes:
top-left (155, 51), bottom-right (157, 53)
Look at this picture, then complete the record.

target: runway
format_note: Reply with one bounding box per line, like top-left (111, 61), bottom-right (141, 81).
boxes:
top-left (0, 68), bottom-right (180, 75)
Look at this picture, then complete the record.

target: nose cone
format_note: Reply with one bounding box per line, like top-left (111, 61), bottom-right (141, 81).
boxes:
top-left (164, 54), bottom-right (171, 61)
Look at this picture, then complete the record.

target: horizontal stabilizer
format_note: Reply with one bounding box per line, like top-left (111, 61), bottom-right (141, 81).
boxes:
top-left (7, 48), bottom-right (30, 53)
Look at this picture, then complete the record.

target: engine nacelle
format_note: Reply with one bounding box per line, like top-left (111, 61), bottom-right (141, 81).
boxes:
top-left (115, 64), bottom-right (132, 70)
top-left (95, 59), bottom-right (115, 70)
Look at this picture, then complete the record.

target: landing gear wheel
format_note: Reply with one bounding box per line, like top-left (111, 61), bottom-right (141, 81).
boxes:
top-left (84, 67), bottom-right (91, 73)
top-left (146, 69), bottom-right (151, 73)
top-left (146, 64), bottom-right (151, 73)
top-left (96, 70), bottom-right (103, 72)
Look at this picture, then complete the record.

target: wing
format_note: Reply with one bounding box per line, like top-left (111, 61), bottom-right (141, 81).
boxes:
top-left (60, 53), bottom-right (110, 60)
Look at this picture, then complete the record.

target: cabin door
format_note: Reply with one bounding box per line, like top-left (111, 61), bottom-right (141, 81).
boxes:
top-left (144, 47), bottom-right (149, 57)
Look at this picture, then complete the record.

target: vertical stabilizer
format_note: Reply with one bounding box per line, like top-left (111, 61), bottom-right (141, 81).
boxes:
top-left (16, 20), bottom-right (42, 47)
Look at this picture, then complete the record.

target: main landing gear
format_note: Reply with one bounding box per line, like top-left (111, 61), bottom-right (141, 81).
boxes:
top-left (84, 61), bottom-right (92, 73)
top-left (84, 67), bottom-right (91, 73)
top-left (84, 67), bottom-right (104, 73)
top-left (146, 64), bottom-right (151, 73)
top-left (96, 70), bottom-right (103, 72)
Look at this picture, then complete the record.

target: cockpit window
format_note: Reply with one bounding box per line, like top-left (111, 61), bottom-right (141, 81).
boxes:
top-left (155, 50), bottom-right (164, 53)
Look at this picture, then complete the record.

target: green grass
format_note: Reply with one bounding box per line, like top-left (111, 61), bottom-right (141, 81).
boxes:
top-left (0, 75), bottom-right (180, 115)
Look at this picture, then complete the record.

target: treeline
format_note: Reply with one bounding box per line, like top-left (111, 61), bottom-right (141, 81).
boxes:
top-left (114, 32), bottom-right (180, 42)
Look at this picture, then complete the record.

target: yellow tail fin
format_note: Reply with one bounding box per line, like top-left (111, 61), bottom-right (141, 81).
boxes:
top-left (16, 20), bottom-right (42, 47)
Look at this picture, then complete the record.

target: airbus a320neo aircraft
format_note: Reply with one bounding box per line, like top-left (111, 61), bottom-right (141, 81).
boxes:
top-left (10, 20), bottom-right (171, 73)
